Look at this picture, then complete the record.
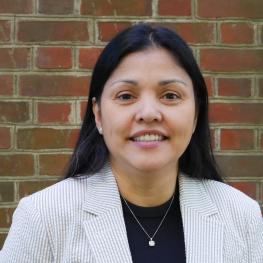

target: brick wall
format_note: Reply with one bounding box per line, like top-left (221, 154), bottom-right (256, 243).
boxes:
top-left (0, 0), bottom-right (262, 248)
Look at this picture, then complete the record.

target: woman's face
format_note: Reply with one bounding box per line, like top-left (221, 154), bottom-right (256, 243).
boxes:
top-left (93, 47), bottom-right (196, 174)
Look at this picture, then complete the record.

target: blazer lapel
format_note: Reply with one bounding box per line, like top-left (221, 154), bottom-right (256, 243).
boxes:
top-left (179, 174), bottom-right (224, 263)
top-left (82, 164), bottom-right (133, 263)
top-left (81, 164), bottom-right (224, 263)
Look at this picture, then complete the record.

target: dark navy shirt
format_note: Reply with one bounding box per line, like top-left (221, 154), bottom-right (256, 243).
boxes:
top-left (121, 179), bottom-right (186, 263)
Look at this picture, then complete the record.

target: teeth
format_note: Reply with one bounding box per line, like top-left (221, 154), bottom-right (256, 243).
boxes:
top-left (133, 134), bottom-right (164, 142)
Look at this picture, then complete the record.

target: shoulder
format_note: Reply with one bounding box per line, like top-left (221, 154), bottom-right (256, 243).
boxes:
top-left (18, 175), bottom-right (97, 220)
top-left (202, 178), bottom-right (259, 212)
top-left (201, 179), bottom-right (263, 251)
top-left (193, 177), bottom-right (261, 223)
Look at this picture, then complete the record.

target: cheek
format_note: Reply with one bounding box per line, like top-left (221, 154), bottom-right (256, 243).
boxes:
top-left (170, 103), bottom-right (195, 123)
top-left (101, 111), bottom-right (131, 138)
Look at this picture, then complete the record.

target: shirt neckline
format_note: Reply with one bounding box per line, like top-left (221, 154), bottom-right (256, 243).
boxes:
top-left (120, 177), bottom-right (179, 218)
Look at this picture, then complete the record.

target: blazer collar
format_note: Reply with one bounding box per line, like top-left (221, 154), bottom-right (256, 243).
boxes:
top-left (82, 163), bottom-right (121, 215)
top-left (179, 174), bottom-right (219, 217)
top-left (82, 163), bottom-right (224, 263)
top-left (82, 163), bottom-right (219, 217)
top-left (179, 174), bottom-right (224, 263)
top-left (82, 163), bottom-right (133, 263)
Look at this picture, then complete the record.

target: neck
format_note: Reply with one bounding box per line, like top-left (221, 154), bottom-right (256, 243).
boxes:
top-left (110, 161), bottom-right (178, 207)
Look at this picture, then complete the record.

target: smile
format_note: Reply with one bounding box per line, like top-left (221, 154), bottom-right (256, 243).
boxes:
top-left (131, 134), bottom-right (167, 142)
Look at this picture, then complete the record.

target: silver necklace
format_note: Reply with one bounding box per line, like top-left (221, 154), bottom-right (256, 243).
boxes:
top-left (122, 193), bottom-right (175, 247)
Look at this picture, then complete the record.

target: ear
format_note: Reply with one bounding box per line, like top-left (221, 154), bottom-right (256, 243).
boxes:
top-left (92, 97), bottom-right (102, 128)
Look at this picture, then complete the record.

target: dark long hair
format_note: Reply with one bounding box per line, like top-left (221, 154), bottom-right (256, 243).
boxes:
top-left (64, 23), bottom-right (222, 182)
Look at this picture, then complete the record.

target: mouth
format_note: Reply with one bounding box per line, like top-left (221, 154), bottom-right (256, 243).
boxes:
top-left (129, 134), bottom-right (168, 142)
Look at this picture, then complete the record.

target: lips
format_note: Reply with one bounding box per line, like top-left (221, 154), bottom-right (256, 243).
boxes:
top-left (132, 134), bottom-right (165, 142)
top-left (129, 130), bottom-right (168, 142)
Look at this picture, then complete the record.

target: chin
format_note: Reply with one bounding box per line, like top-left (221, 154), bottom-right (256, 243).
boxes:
top-left (131, 160), bottom-right (172, 173)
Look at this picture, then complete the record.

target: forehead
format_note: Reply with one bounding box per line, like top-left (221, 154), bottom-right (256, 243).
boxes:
top-left (104, 47), bottom-right (193, 89)
top-left (115, 47), bottom-right (179, 73)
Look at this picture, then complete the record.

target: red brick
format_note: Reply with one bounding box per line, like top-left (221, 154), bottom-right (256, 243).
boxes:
top-left (98, 22), bottom-right (132, 42)
top-left (221, 129), bottom-right (254, 150)
top-left (209, 103), bottom-right (263, 124)
top-left (18, 21), bottom-right (89, 42)
top-left (0, 154), bottom-right (34, 176)
top-left (156, 22), bottom-right (215, 44)
top-left (0, 0), bottom-right (33, 14)
top-left (197, 0), bottom-right (263, 18)
top-left (39, 0), bottom-right (74, 14)
top-left (220, 22), bottom-right (254, 44)
top-left (218, 78), bottom-right (251, 97)
top-left (0, 48), bottom-right (30, 69)
top-left (200, 49), bottom-right (263, 72)
top-left (80, 100), bottom-right (88, 121)
top-left (0, 233), bottom-right (7, 249)
top-left (0, 182), bottom-right (14, 202)
top-left (204, 76), bottom-right (212, 97)
top-left (228, 181), bottom-right (257, 199)
top-left (39, 154), bottom-right (71, 175)
top-left (37, 102), bottom-right (72, 123)
top-left (81, 0), bottom-right (151, 16)
top-left (17, 128), bottom-right (79, 149)
top-left (0, 20), bottom-right (11, 42)
top-left (79, 47), bottom-right (103, 69)
top-left (0, 207), bottom-right (15, 228)
top-left (259, 78), bottom-right (263, 97)
top-left (0, 75), bottom-right (13, 95)
top-left (0, 101), bottom-right (29, 123)
top-left (216, 155), bottom-right (263, 177)
top-left (0, 127), bottom-right (11, 149)
top-left (158, 0), bottom-right (191, 16)
top-left (19, 180), bottom-right (56, 198)
top-left (19, 75), bottom-right (89, 97)
top-left (36, 47), bottom-right (72, 69)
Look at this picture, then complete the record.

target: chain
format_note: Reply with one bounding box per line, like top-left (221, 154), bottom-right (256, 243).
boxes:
top-left (122, 193), bottom-right (175, 245)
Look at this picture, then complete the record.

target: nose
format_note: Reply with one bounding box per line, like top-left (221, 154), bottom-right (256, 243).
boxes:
top-left (135, 97), bottom-right (162, 123)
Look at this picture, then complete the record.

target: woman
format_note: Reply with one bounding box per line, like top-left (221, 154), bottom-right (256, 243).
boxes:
top-left (0, 24), bottom-right (262, 263)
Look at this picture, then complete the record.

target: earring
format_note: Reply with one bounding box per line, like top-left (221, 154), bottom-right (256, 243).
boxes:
top-left (98, 127), bottom-right (103, 134)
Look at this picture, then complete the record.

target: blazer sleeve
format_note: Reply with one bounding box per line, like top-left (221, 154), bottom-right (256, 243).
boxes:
top-left (246, 200), bottom-right (263, 262)
top-left (0, 197), bottom-right (53, 263)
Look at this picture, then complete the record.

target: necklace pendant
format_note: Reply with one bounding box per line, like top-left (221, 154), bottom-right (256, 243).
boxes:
top-left (149, 240), bottom-right (155, 247)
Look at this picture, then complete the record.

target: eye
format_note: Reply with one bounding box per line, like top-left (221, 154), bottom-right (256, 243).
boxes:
top-left (161, 92), bottom-right (180, 100)
top-left (116, 92), bottom-right (135, 101)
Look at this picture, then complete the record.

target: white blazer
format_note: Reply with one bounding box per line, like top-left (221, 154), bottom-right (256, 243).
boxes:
top-left (0, 163), bottom-right (262, 263)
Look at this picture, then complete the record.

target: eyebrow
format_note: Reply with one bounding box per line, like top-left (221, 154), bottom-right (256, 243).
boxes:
top-left (158, 79), bottom-right (188, 86)
top-left (111, 78), bottom-right (188, 87)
